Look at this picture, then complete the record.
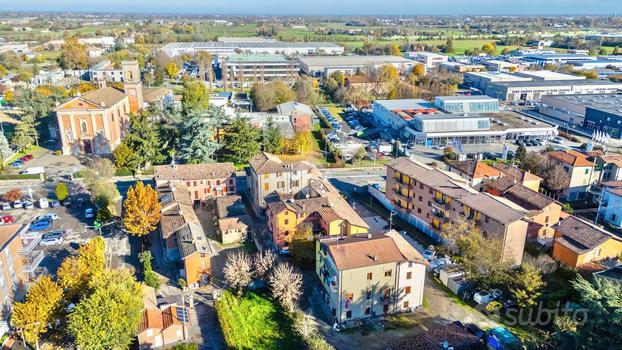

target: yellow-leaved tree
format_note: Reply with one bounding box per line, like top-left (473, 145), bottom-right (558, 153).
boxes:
top-left (57, 237), bottom-right (106, 298)
top-left (122, 181), bottom-right (161, 236)
top-left (11, 276), bottom-right (63, 349)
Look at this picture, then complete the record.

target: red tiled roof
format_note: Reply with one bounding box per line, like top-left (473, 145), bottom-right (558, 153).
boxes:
top-left (548, 150), bottom-right (594, 167)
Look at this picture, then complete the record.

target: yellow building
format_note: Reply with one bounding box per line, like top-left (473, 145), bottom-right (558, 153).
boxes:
top-left (266, 178), bottom-right (368, 251)
top-left (552, 216), bottom-right (622, 268)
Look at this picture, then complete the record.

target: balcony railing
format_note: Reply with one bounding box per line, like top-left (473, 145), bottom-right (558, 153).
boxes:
top-left (19, 237), bottom-right (42, 255)
top-left (23, 251), bottom-right (44, 274)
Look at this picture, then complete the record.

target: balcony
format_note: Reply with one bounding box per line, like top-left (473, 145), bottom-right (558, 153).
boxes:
top-left (19, 237), bottom-right (42, 255)
top-left (22, 251), bottom-right (44, 274)
top-left (433, 197), bottom-right (450, 210)
top-left (433, 210), bottom-right (449, 222)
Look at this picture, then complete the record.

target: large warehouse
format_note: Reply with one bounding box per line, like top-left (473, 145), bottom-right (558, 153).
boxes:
top-left (161, 41), bottom-right (344, 57)
top-left (464, 72), bottom-right (532, 91)
top-left (297, 55), bottom-right (416, 78)
top-left (484, 80), bottom-right (622, 102)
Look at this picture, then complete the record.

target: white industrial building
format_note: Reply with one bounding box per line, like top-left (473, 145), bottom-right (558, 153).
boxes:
top-left (298, 55), bottom-right (416, 78)
top-left (464, 71), bottom-right (532, 91)
top-left (221, 54), bottom-right (299, 87)
top-left (404, 51), bottom-right (448, 69)
top-left (161, 41), bottom-right (344, 57)
top-left (485, 80), bottom-right (622, 102)
top-left (434, 96), bottom-right (500, 114)
top-left (514, 70), bottom-right (586, 81)
top-left (520, 53), bottom-right (597, 66)
top-left (571, 60), bottom-right (622, 70)
top-left (372, 99), bottom-right (439, 130)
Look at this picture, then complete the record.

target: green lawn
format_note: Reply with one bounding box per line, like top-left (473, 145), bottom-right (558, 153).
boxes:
top-left (215, 291), bottom-right (303, 350)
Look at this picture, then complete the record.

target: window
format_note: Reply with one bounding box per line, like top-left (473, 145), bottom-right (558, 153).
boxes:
top-left (384, 270), bottom-right (392, 277)
top-left (484, 216), bottom-right (489, 224)
top-left (405, 286), bottom-right (411, 294)
top-left (264, 174), bottom-right (269, 179)
top-left (194, 191), bottom-right (198, 199)
top-left (346, 310), bottom-right (352, 319)
top-left (332, 308), bottom-right (336, 316)
top-left (366, 289), bottom-right (372, 299)
top-left (364, 307), bottom-right (371, 315)
top-left (217, 180), bottom-right (221, 185)
top-left (146, 329), bottom-right (153, 336)
top-left (284, 219), bottom-right (289, 225)
top-left (585, 169), bottom-right (590, 175)
top-left (428, 201), bottom-right (431, 207)
top-left (406, 272), bottom-right (412, 279)
top-left (367, 272), bottom-right (372, 280)
top-left (418, 196), bottom-right (422, 202)
top-left (419, 183), bottom-right (424, 190)
top-left (403, 301), bottom-right (409, 309)
top-left (293, 180), bottom-right (300, 187)
top-left (545, 216), bottom-right (550, 224)
top-left (417, 208), bottom-right (421, 214)
top-left (194, 181), bottom-right (197, 186)
top-left (264, 183), bottom-right (269, 191)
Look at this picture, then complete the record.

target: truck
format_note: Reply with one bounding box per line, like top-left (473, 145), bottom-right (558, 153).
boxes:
top-left (20, 167), bottom-right (45, 175)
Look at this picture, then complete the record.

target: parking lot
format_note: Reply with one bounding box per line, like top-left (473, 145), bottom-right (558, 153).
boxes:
top-left (3, 198), bottom-right (107, 275)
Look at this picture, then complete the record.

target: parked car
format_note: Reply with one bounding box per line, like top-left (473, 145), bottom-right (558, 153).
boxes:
top-left (40, 231), bottom-right (64, 246)
top-left (24, 201), bottom-right (34, 209)
top-left (0, 215), bottom-right (14, 224)
top-left (473, 290), bottom-right (493, 304)
top-left (13, 200), bottom-right (23, 209)
top-left (19, 154), bottom-right (33, 162)
top-left (84, 208), bottom-right (95, 219)
top-left (490, 289), bottom-right (503, 300)
top-left (551, 136), bottom-right (564, 144)
top-left (50, 200), bottom-right (60, 208)
top-left (20, 167), bottom-right (45, 175)
top-left (37, 213), bottom-right (59, 221)
top-left (423, 246), bottom-right (436, 261)
top-left (38, 198), bottom-right (49, 208)
top-left (486, 326), bottom-right (520, 350)
top-left (28, 220), bottom-right (52, 232)
top-left (1, 203), bottom-right (11, 210)
top-left (10, 160), bottom-right (23, 169)
top-left (427, 256), bottom-right (452, 271)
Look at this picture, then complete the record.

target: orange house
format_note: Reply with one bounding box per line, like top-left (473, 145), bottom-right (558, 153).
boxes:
top-left (552, 216), bottom-right (622, 268)
top-left (137, 286), bottom-right (186, 349)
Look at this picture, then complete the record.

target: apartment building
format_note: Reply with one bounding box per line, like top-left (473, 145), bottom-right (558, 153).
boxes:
top-left (492, 162), bottom-right (542, 192)
top-left (0, 224), bottom-right (43, 312)
top-left (447, 160), bottom-right (502, 190)
top-left (552, 215), bottom-right (622, 268)
top-left (221, 54), bottom-right (299, 87)
top-left (89, 59), bottom-right (123, 82)
top-left (316, 231), bottom-right (426, 324)
top-left (547, 150), bottom-right (596, 200)
top-left (247, 152), bottom-right (315, 215)
top-left (386, 158), bottom-right (528, 266)
top-left (154, 163), bottom-right (236, 203)
top-left (266, 178), bottom-right (368, 250)
top-left (157, 182), bottom-right (213, 287)
top-left (485, 177), bottom-right (562, 245)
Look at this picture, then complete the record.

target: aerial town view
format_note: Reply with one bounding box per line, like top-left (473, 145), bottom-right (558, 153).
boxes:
top-left (0, 0), bottom-right (620, 349)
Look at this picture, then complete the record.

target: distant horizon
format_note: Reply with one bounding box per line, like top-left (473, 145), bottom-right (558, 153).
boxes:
top-left (0, 0), bottom-right (620, 16)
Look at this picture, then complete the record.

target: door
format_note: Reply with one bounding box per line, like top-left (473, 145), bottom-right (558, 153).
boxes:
top-left (82, 139), bottom-right (93, 154)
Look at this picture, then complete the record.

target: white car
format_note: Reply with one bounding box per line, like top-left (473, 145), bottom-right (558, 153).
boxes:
top-left (13, 200), bottom-right (23, 209)
top-left (427, 256), bottom-right (452, 271)
top-left (473, 290), bottom-right (493, 305)
top-left (38, 213), bottom-right (59, 221)
top-left (39, 235), bottom-right (63, 246)
top-left (24, 201), bottom-right (34, 209)
top-left (1, 203), bottom-right (10, 210)
top-left (423, 249), bottom-right (437, 261)
top-left (38, 198), bottom-right (49, 209)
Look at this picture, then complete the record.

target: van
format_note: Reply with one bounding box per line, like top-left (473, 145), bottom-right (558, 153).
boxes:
top-left (20, 167), bottom-right (45, 175)
top-left (38, 198), bottom-right (49, 209)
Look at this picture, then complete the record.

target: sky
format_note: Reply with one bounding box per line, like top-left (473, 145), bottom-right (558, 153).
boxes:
top-left (0, 0), bottom-right (621, 16)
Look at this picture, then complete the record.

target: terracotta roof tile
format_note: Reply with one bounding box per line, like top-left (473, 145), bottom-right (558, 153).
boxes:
top-left (554, 216), bottom-right (619, 254)
top-left (248, 152), bottom-right (314, 174)
top-left (154, 163), bottom-right (235, 181)
top-left (322, 234), bottom-right (406, 270)
top-left (492, 162), bottom-right (542, 183)
top-left (548, 150), bottom-right (594, 167)
top-left (139, 309), bottom-right (163, 333)
top-left (449, 160), bottom-right (501, 180)
top-left (82, 87), bottom-right (128, 107)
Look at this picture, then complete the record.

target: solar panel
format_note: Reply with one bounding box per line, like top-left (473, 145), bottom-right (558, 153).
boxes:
top-left (176, 306), bottom-right (190, 323)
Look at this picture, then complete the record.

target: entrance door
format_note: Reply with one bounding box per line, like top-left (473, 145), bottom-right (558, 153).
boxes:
top-left (82, 139), bottom-right (93, 154)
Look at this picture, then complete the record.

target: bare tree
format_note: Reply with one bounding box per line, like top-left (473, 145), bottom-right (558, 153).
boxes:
top-left (253, 251), bottom-right (275, 279)
top-left (269, 263), bottom-right (303, 313)
top-left (293, 310), bottom-right (317, 338)
top-left (524, 253), bottom-right (558, 274)
top-left (223, 251), bottom-right (252, 296)
top-left (544, 162), bottom-right (570, 192)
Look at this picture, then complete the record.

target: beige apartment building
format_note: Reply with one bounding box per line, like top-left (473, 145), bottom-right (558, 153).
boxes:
top-left (547, 150), bottom-right (596, 201)
top-left (247, 152), bottom-right (314, 215)
top-left (0, 224), bottom-right (43, 310)
top-left (316, 231), bottom-right (426, 324)
top-left (386, 158), bottom-right (528, 266)
top-left (154, 163), bottom-right (236, 203)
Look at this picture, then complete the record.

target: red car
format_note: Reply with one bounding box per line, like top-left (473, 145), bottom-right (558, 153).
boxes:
top-left (19, 154), bottom-right (34, 162)
top-left (0, 215), bottom-right (14, 224)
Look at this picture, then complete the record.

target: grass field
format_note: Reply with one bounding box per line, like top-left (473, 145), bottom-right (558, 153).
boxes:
top-left (214, 291), bottom-right (303, 350)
